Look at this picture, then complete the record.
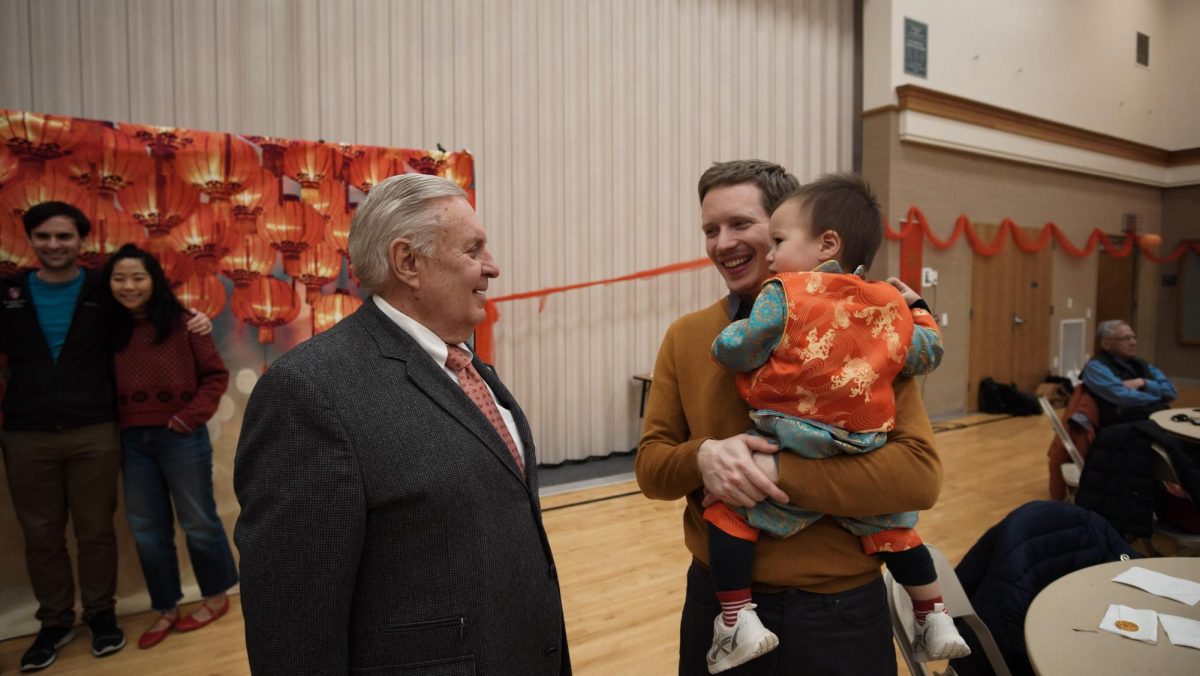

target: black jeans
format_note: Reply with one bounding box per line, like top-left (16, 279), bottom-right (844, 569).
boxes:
top-left (679, 561), bottom-right (896, 675)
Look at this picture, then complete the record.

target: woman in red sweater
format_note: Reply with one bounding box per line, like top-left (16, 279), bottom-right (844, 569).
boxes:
top-left (103, 244), bottom-right (237, 650)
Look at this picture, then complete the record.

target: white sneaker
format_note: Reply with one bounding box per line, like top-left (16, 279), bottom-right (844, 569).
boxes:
top-left (912, 603), bottom-right (972, 661)
top-left (706, 604), bottom-right (780, 674)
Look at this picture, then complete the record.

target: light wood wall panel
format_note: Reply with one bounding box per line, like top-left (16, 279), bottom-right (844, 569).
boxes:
top-left (0, 0), bottom-right (855, 464)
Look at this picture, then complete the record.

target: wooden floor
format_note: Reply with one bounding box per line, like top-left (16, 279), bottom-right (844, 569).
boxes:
top-left (3, 388), bottom-right (1197, 675)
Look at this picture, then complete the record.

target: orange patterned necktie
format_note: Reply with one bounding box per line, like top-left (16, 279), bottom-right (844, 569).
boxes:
top-left (445, 345), bottom-right (525, 475)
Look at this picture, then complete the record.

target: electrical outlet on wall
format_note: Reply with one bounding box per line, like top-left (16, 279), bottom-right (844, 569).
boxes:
top-left (921, 267), bottom-right (938, 287)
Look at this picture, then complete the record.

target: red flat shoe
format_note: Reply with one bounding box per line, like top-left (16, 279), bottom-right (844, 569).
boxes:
top-left (175, 597), bottom-right (229, 633)
top-left (138, 615), bottom-right (177, 649)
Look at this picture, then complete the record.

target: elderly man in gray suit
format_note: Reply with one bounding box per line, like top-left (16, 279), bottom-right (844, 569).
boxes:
top-left (234, 173), bottom-right (570, 675)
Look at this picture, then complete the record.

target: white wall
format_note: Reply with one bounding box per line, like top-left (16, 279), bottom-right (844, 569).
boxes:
top-left (864, 0), bottom-right (1200, 150)
top-left (0, 0), bottom-right (855, 464)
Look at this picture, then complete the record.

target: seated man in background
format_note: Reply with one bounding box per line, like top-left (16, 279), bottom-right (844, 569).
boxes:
top-left (1081, 319), bottom-right (1176, 426)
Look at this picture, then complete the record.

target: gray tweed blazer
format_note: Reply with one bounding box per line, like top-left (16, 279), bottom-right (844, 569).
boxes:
top-left (234, 299), bottom-right (569, 675)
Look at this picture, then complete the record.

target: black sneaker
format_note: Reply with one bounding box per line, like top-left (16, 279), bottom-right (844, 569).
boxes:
top-left (19, 625), bottom-right (75, 672)
top-left (87, 610), bottom-right (126, 657)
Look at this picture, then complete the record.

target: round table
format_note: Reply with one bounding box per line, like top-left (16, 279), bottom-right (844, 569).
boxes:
top-left (1151, 408), bottom-right (1200, 442)
top-left (1025, 557), bottom-right (1200, 675)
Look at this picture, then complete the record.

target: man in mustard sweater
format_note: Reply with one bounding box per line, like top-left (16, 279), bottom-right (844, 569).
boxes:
top-left (636, 161), bottom-right (942, 675)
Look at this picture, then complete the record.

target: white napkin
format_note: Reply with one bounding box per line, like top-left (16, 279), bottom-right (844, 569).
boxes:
top-left (1099, 604), bottom-right (1158, 644)
top-left (1112, 566), bottom-right (1200, 606)
top-left (1159, 614), bottom-right (1200, 650)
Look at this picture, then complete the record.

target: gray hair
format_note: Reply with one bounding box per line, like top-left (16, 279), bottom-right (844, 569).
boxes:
top-left (348, 173), bottom-right (466, 294)
top-left (1096, 319), bottom-right (1129, 343)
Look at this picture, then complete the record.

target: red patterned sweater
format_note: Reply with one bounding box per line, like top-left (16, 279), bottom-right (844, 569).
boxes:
top-left (113, 317), bottom-right (229, 432)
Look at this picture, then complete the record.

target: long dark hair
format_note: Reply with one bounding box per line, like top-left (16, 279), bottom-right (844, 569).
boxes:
top-left (103, 244), bottom-right (187, 349)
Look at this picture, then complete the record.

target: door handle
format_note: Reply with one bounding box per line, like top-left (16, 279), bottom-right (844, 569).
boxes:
top-left (1013, 314), bottom-right (1026, 326)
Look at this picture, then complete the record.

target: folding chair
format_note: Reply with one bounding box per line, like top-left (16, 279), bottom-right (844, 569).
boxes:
top-left (1149, 443), bottom-right (1200, 556)
top-left (884, 544), bottom-right (1011, 676)
top-left (1039, 396), bottom-right (1084, 501)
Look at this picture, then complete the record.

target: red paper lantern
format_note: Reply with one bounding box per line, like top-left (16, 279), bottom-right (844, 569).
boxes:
top-left (0, 110), bottom-right (78, 177)
top-left (0, 215), bottom-right (36, 276)
top-left (325, 205), bottom-right (353, 257)
top-left (0, 171), bottom-right (88, 220)
top-left (220, 233), bottom-right (276, 288)
top-left (0, 146), bottom-right (18, 189)
top-left (262, 200), bottom-right (323, 273)
top-left (283, 142), bottom-right (336, 204)
top-left (347, 147), bottom-right (398, 194)
top-left (176, 273), bottom-right (227, 319)
top-left (80, 199), bottom-right (147, 270)
top-left (292, 242), bottom-right (342, 303)
top-left (154, 248), bottom-right (196, 288)
top-left (230, 168), bottom-right (280, 234)
top-left (169, 202), bottom-right (237, 274)
top-left (440, 152), bottom-right (476, 206)
top-left (232, 275), bottom-right (300, 344)
top-left (123, 124), bottom-right (196, 160)
top-left (61, 125), bottom-right (153, 196)
top-left (120, 173), bottom-right (200, 238)
top-left (245, 135), bottom-right (290, 177)
top-left (312, 289), bottom-right (363, 334)
top-left (174, 134), bottom-right (259, 204)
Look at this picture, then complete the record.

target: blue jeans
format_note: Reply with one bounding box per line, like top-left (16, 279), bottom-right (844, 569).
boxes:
top-left (121, 426), bottom-right (238, 612)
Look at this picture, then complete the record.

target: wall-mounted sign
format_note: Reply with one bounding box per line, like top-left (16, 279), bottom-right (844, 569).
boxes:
top-left (904, 18), bottom-right (928, 78)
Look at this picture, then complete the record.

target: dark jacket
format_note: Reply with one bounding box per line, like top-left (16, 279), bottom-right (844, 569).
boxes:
top-left (1074, 420), bottom-right (1181, 538)
top-left (0, 269), bottom-right (116, 431)
top-left (950, 501), bottom-right (1139, 676)
top-left (234, 300), bottom-right (570, 675)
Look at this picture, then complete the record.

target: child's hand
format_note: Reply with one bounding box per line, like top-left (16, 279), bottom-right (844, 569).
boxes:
top-left (886, 277), bottom-right (921, 306)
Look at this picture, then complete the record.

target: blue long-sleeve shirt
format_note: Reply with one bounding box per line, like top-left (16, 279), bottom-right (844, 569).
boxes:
top-left (1081, 357), bottom-right (1176, 409)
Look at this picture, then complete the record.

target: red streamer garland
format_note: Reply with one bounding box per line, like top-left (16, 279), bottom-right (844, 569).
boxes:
top-left (473, 207), bottom-right (1198, 363)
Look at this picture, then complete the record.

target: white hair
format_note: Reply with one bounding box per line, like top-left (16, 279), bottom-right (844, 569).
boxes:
top-left (348, 173), bottom-right (466, 294)
top-left (1096, 319), bottom-right (1129, 343)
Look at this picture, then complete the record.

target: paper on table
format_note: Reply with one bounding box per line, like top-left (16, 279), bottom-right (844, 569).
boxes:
top-left (1112, 566), bottom-right (1200, 605)
top-left (1099, 604), bottom-right (1158, 644)
top-left (1160, 614), bottom-right (1200, 650)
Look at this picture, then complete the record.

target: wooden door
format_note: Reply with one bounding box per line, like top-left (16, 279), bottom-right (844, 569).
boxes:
top-left (1095, 234), bottom-right (1136, 329)
top-left (967, 225), bottom-right (1053, 410)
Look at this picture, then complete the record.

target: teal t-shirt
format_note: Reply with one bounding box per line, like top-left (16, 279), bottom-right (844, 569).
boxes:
top-left (28, 270), bottom-right (85, 362)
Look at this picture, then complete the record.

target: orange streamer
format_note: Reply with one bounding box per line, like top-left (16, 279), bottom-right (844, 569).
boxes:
top-left (884, 206), bottom-right (1196, 262)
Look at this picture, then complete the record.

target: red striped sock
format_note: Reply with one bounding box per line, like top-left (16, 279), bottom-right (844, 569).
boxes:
top-left (912, 596), bottom-right (941, 625)
top-left (716, 589), bottom-right (752, 627)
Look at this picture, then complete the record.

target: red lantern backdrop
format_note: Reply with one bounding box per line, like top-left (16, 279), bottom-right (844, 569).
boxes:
top-left (312, 289), bottom-right (364, 334)
top-left (121, 173), bottom-right (200, 239)
top-left (0, 106), bottom-right (473, 360)
top-left (170, 202), bottom-right (237, 274)
top-left (0, 147), bottom-right (19, 189)
top-left (292, 242), bottom-right (342, 303)
top-left (220, 233), bottom-right (276, 289)
top-left (62, 125), bottom-right (152, 196)
top-left (348, 147), bottom-right (398, 194)
top-left (177, 274), bottom-right (228, 319)
top-left (230, 168), bottom-right (280, 235)
top-left (156, 248), bottom-right (196, 289)
top-left (0, 111), bottom-right (78, 178)
top-left (175, 134), bottom-right (258, 203)
top-left (0, 215), bottom-right (35, 276)
top-left (233, 276), bottom-right (300, 345)
top-left (262, 199), bottom-right (324, 276)
top-left (80, 198), bottom-right (148, 270)
top-left (0, 170), bottom-right (87, 219)
top-left (284, 142), bottom-right (336, 204)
